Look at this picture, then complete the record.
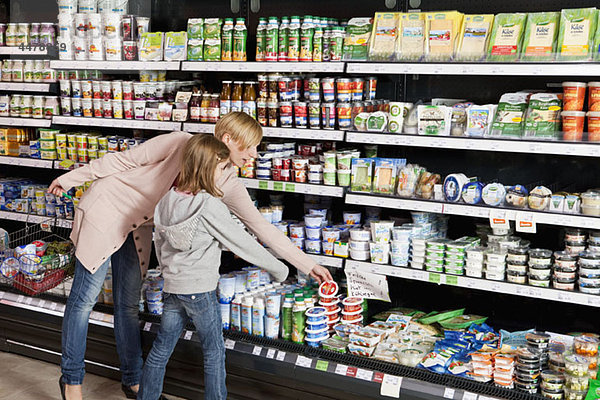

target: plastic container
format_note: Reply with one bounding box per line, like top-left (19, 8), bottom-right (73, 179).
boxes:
top-left (529, 249), bottom-right (553, 266)
top-left (564, 354), bottom-right (590, 377)
top-left (333, 323), bottom-right (360, 338)
top-left (562, 111), bottom-right (586, 141)
top-left (562, 82), bottom-right (586, 111)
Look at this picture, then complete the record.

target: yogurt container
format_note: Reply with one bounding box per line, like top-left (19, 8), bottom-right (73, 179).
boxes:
top-left (342, 297), bottom-right (363, 312)
top-left (349, 228), bottom-right (370, 242)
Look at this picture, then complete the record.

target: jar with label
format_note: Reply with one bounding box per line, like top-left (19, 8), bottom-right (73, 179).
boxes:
top-left (208, 94), bottom-right (220, 123)
top-left (268, 74), bottom-right (280, 100)
top-left (242, 81), bottom-right (257, 119)
top-left (30, 23), bottom-right (40, 45)
top-left (231, 81), bottom-right (243, 113)
top-left (33, 60), bottom-right (44, 82)
top-left (220, 81), bottom-right (232, 117)
top-left (23, 60), bottom-right (34, 82)
top-left (42, 60), bottom-right (55, 82)
top-left (279, 101), bottom-right (293, 127)
top-left (1, 60), bottom-right (12, 82)
top-left (6, 23), bottom-right (17, 47)
top-left (257, 98), bottom-right (267, 126)
top-left (0, 95), bottom-right (10, 117)
top-left (16, 23), bottom-right (29, 46)
top-left (268, 100), bottom-right (278, 127)
top-left (20, 95), bottom-right (33, 118)
top-left (200, 93), bottom-right (210, 123)
top-left (0, 24), bottom-right (5, 46)
top-left (10, 95), bottom-right (21, 117)
top-left (11, 60), bottom-right (24, 82)
top-left (40, 23), bottom-right (55, 45)
top-left (189, 93), bottom-right (201, 121)
top-left (257, 74), bottom-right (268, 99)
top-left (32, 96), bottom-right (44, 119)
top-left (44, 96), bottom-right (59, 119)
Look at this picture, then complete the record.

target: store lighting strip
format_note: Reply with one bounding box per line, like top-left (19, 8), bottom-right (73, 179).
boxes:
top-left (240, 178), bottom-right (345, 197)
top-left (52, 116), bottom-right (182, 131)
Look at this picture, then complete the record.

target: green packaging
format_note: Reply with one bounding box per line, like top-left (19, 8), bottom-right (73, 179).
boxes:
top-left (187, 18), bottom-right (203, 40)
top-left (557, 8), bottom-right (598, 61)
top-left (187, 39), bottom-right (204, 61)
top-left (281, 295), bottom-right (293, 341)
top-left (288, 16), bottom-right (301, 61)
top-left (139, 32), bottom-right (164, 61)
top-left (486, 13), bottom-right (527, 62)
top-left (203, 18), bottom-right (223, 39)
top-left (329, 26), bottom-right (345, 61)
top-left (350, 158), bottom-right (374, 193)
top-left (204, 38), bottom-right (221, 61)
top-left (523, 93), bottom-right (561, 139)
top-left (221, 18), bottom-right (234, 61)
top-left (312, 27), bottom-right (323, 62)
top-left (232, 18), bottom-right (247, 61)
top-left (342, 17), bottom-right (373, 61)
top-left (266, 17), bottom-right (279, 61)
top-left (300, 16), bottom-right (315, 61)
top-left (256, 17), bottom-right (267, 61)
top-left (278, 16), bottom-right (290, 61)
top-left (291, 299), bottom-right (305, 344)
top-left (489, 93), bottom-right (528, 137)
top-left (521, 12), bottom-right (560, 61)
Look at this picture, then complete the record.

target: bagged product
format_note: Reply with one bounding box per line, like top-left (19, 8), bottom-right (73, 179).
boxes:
top-left (350, 158), bottom-right (374, 193)
top-left (343, 17), bottom-right (373, 61)
top-left (204, 39), bottom-right (221, 61)
top-left (369, 12), bottom-right (400, 61)
top-left (187, 39), bottom-right (204, 60)
top-left (139, 32), bottom-right (164, 61)
top-left (489, 93), bottom-right (528, 137)
top-left (417, 105), bottom-right (452, 136)
top-left (450, 102), bottom-right (474, 136)
top-left (164, 31), bottom-right (187, 61)
top-left (521, 12), bottom-right (560, 61)
top-left (425, 11), bottom-right (464, 61)
top-left (397, 13), bottom-right (425, 61)
top-left (373, 158), bottom-right (406, 195)
top-left (487, 13), bottom-right (527, 62)
top-left (397, 164), bottom-right (425, 198)
top-left (455, 14), bottom-right (494, 61)
top-left (204, 18), bottom-right (223, 39)
top-left (466, 105), bottom-right (497, 137)
top-left (523, 93), bottom-right (561, 139)
top-left (557, 8), bottom-right (598, 61)
top-left (187, 18), bottom-right (203, 40)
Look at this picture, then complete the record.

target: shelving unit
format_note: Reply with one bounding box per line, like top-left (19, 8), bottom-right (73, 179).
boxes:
top-left (181, 61), bottom-right (345, 73)
top-left (0, 117), bottom-right (52, 127)
top-left (0, 82), bottom-right (53, 92)
top-left (0, 47), bottom-right (49, 56)
top-left (0, 156), bottom-right (54, 168)
top-left (262, 127), bottom-right (345, 141)
top-left (52, 116), bottom-right (182, 131)
top-left (240, 178), bottom-right (345, 197)
top-left (0, 210), bottom-right (73, 228)
top-left (50, 60), bottom-right (181, 71)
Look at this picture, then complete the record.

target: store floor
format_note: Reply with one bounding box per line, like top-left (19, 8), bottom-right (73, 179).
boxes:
top-left (0, 352), bottom-right (187, 400)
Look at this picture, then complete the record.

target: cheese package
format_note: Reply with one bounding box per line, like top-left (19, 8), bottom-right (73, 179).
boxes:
top-left (425, 11), bottom-right (464, 61)
top-left (523, 93), bottom-right (561, 139)
top-left (487, 13), bottom-right (527, 62)
top-left (557, 8), bottom-right (598, 61)
top-left (466, 104), bottom-right (497, 137)
top-left (164, 31), bottom-right (188, 61)
top-left (417, 105), bottom-right (452, 136)
top-left (343, 17), bottom-right (373, 61)
top-left (397, 13), bottom-right (426, 61)
top-left (489, 93), bottom-right (528, 137)
top-left (456, 14), bottom-right (493, 61)
top-left (373, 158), bottom-right (406, 195)
top-left (521, 12), bottom-right (560, 61)
top-left (369, 12), bottom-right (400, 61)
top-left (350, 158), bottom-right (374, 193)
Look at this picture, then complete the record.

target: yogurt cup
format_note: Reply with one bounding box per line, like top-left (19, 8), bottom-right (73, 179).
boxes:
top-left (305, 227), bottom-right (321, 240)
top-left (322, 241), bottom-right (334, 256)
top-left (342, 297), bottom-right (363, 312)
top-left (289, 224), bottom-right (305, 239)
top-left (341, 314), bottom-right (364, 325)
top-left (217, 274), bottom-right (236, 303)
top-left (349, 228), bottom-right (370, 242)
top-left (392, 227), bottom-right (412, 241)
top-left (322, 228), bottom-right (340, 243)
top-left (562, 81), bottom-right (586, 111)
top-left (370, 241), bottom-right (390, 264)
top-left (304, 214), bottom-right (322, 228)
top-left (350, 240), bottom-right (370, 251)
top-left (343, 212), bottom-right (362, 225)
top-left (370, 220), bottom-right (395, 243)
top-left (319, 281), bottom-right (339, 298)
top-left (350, 249), bottom-right (369, 261)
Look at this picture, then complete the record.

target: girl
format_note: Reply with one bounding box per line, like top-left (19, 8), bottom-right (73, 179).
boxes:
top-left (137, 135), bottom-right (289, 400)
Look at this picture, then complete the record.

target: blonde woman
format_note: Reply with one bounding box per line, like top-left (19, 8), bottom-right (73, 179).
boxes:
top-left (50, 112), bottom-right (332, 400)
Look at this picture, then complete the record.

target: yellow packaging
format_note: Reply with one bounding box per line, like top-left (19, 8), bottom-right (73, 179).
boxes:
top-left (397, 13), bottom-right (426, 61)
top-left (425, 11), bottom-right (464, 61)
top-left (40, 150), bottom-right (57, 160)
top-left (455, 14), bottom-right (494, 61)
top-left (55, 133), bottom-right (67, 148)
top-left (39, 139), bottom-right (56, 151)
top-left (369, 12), bottom-right (400, 61)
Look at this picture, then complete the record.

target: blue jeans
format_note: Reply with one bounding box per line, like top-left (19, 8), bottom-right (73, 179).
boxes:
top-left (61, 233), bottom-right (143, 386)
top-left (138, 291), bottom-right (227, 400)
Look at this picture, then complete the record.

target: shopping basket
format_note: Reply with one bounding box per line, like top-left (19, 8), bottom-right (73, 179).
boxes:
top-left (0, 217), bottom-right (75, 296)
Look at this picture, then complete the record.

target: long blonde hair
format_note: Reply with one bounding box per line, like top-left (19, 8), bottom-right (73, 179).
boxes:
top-left (214, 111), bottom-right (263, 148)
top-left (177, 135), bottom-right (230, 197)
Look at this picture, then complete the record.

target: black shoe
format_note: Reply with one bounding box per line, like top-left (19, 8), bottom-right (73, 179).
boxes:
top-left (58, 377), bottom-right (66, 400)
top-left (121, 384), bottom-right (169, 400)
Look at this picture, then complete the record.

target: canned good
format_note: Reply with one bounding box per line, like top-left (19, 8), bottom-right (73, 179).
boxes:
top-left (279, 101), bottom-right (293, 127)
top-left (322, 78), bottom-right (335, 103)
top-left (365, 77), bottom-right (377, 100)
top-left (278, 77), bottom-right (292, 101)
top-left (351, 78), bottom-right (365, 101)
top-left (321, 102), bottom-right (336, 130)
top-left (309, 102), bottom-right (321, 129)
top-left (308, 78), bottom-right (320, 102)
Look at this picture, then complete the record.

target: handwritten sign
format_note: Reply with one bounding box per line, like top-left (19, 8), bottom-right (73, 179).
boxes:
top-left (345, 268), bottom-right (390, 302)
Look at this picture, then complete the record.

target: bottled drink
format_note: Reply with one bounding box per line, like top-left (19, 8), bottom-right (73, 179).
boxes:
top-left (288, 16), bottom-right (301, 62)
top-left (221, 18), bottom-right (234, 61)
top-left (200, 93), bottom-right (210, 123)
top-left (208, 94), bottom-right (220, 123)
top-left (189, 92), bottom-right (201, 121)
top-left (252, 297), bottom-right (265, 337)
top-left (313, 27), bottom-right (323, 62)
top-left (231, 81), bottom-right (243, 112)
top-left (265, 17), bottom-right (279, 62)
top-left (291, 296), bottom-right (306, 344)
top-left (255, 17), bottom-right (267, 62)
top-left (278, 16), bottom-right (290, 62)
top-left (220, 81), bottom-right (232, 117)
top-left (281, 293), bottom-right (293, 340)
top-left (233, 18), bottom-right (247, 61)
top-left (300, 16), bottom-right (314, 62)
top-left (242, 81), bottom-right (257, 119)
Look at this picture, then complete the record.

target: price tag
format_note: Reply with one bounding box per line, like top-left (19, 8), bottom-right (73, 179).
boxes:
top-left (50, 302), bottom-right (57, 311)
top-left (489, 210), bottom-right (509, 230)
top-left (258, 180), bottom-right (269, 190)
top-left (295, 355), bottom-right (312, 368)
top-left (463, 392), bottom-right (478, 400)
top-left (380, 374), bottom-right (402, 398)
top-left (38, 300), bottom-right (46, 308)
top-left (25, 297), bottom-right (33, 305)
top-left (59, 159), bottom-right (75, 169)
top-left (428, 273), bottom-right (441, 284)
top-left (373, 372), bottom-right (384, 383)
top-left (446, 275), bottom-right (458, 286)
top-left (273, 182), bottom-right (284, 191)
top-left (516, 212), bottom-right (536, 234)
top-left (315, 360), bottom-right (329, 372)
top-left (17, 295), bottom-right (24, 303)
top-left (143, 322), bottom-right (152, 331)
top-left (252, 346), bottom-right (263, 356)
top-left (285, 183), bottom-right (296, 193)
top-left (444, 388), bottom-right (456, 399)
top-left (346, 366), bottom-right (357, 377)
top-left (183, 330), bottom-right (193, 340)
top-left (266, 348), bottom-right (276, 359)
top-left (334, 364), bottom-right (348, 375)
top-left (356, 368), bottom-right (373, 381)
top-left (224, 339), bottom-right (236, 350)
top-left (0, 292), bottom-right (4, 300)
top-left (276, 350), bottom-right (286, 361)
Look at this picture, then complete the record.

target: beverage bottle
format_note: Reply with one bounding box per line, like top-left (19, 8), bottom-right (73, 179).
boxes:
top-left (265, 17), bottom-right (279, 62)
top-left (242, 81), bottom-right (257, 119)
top-left (200, 93), bottom-right (210, 123)
top-left (255, 17), bottom-right (267, 61)
top-left (281, 293), bottom-right (293, 340)
top-left (278, 16), bottom-right (290, 62)
top-left (230, 294), bottom-right (242, 331)
top-left (233, 18), bottom-right (247, 61)
top-left (208, 94), bottom-right (220, 123)
top-left (313, 26), bottom-right (323, 62)
top-left (231, 81), bottom-right (243, 112)
top-left (189, 92), bottom-right (202, 121)
top-left (252, 296), bottom-right (265, 337)
top-left (288, 16), bottom-right (301, 62)
top-left (323, 28), bottom-right (332, 62)
top-left (220, 81), bottom-right (232, 117)
top-left (291, 296), bottom-right (306, 344)
top-left (300, 16), bottom-right (314, 62)
top-left (241, 296), bottom-right (253, 334)
top-left (221, 18), bottom-right (234, 61)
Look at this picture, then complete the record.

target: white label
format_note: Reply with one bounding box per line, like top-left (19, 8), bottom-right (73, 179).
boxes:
top-left (356, 368), bottom-right (373, 381)
top-left (184, 330), bottom-right (193, 340)
top-left (50, 302), bottom-right (57, 311)
top-left (444, 388), bottom-right (456, 399)
top-left (25, 297), bottom-right (33, 305)
top-left (0, 292), bottom-right (4, 300)
top-left (37, 300), bottom-right (46, 309)
top-left (516, 212), bottom-right (536, 234)
top-left (17, 295), bottom-right (24, 303)
top-left (489, 210), bottom-right (509, 230)
top-left (143, 322), bottom-right (152, 331)
top-left (276, 351), bottom-right (286, 361)
top-left (335, 364), bottom-right (348, 375)
top-left (252, 346), bottom-right (263, 356)
top-left (224, 339), bottom-right (236, 350)
top-left (380, 374), bottom-right (402, 398)
top-left (295, 355), bottom-right (312, 368)
top-left (463, 392), bottom-right (478, 400)
top-left (345, 268), bottom-right (391, 302)
top-left (266, 348), bottom-right (276, 359)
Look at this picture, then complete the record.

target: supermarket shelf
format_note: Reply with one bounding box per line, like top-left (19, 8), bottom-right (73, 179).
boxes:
top-left (0, 46), bottom-right (48, 56)
top-left (346, 132), bottom-right (600, 158)
top-left (346, 62), bottom-right (600, 76)
top-left (52, 116), bottom-right (182, 131)
top-left (0, 82), bottom-right (52, 92)
top-left (182, 122), bottom-right (215, 133)
top-left (306, 254), bottom-right (344, 268)
top-left (181, 61), bottom-right (345, 73)
top-left (240, 178), bottom-right (345, 197)
top-left (0, 210), bottom-right (73, 228)
top-left (345, 193), bottom-right (600, 229)
top-left (0, 117), bottom-right (51, 127)
top-left (0, 156), bottom-right (54, 168)
top-left (49, 60), bottom-right (181, 71)
top-left (263, 127), bottom-right (345, 141)
top-left (346, 260), bottom-right (600, 308)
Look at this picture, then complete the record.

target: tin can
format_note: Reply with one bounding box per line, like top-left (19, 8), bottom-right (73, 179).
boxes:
top-left (308, 78), bottom-right (320, 102)
top-left (365, 76), bottom-right (377, 100)
top-left (309, 102), bottom-right (321, 129)
top-left (337, 102), bottom-right (352, 129)
top-left (321, 102), bottom-right (336, 130)
top-left (294, 101), bottom-right (307, 128)
top-left (278, 77), bottom-right (292, 101)
top-left (279, 101), bottom-right (293, 127)
top-left (257, 98), bottom-right (267, 127)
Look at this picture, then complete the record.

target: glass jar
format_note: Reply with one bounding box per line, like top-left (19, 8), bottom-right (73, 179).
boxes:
top-left (20, 95), bottom-right (33, 118)
top-left (43, 96), bottom-right (59, 119)
top-left (23, 60), bottom-right (34, 83)
top-left (11, 60), bottom-right (23, 82)
top-left (9, 95), bottom-right (21, 117)
top-left (1, 60), bottom-right (12, 82)
top-left (16, 23), bottom-right (29, 46)
top-left (5, 23), bottom-right (17, 46)
top-left (30, 23), bottom-right (40, 46)
top-left (32, 96), bottom-right (44, 119)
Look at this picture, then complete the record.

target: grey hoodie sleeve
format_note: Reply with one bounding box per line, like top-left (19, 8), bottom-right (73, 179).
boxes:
top-left (200, 197), bottom-right (289, 282)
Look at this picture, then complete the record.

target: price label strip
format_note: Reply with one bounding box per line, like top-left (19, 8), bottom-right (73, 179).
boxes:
top-left (295, 355), bottom-right (312, 368)
top-left (224, 339), bottom-right (236, 350)
top-left (444, 388), bottom-right (456, 399)
top-left (380, 375), bottom-right (402, 398)
top-left (276, 351), bottom-right (286, 362)
top-left (463, 392), bottom-right (478, 400)
top-left (143, 322), bottom-right (152, 332)
top-left (266, 348), bottom-right (276, 359)
top-left (315, 360), bottom-right (329, 372)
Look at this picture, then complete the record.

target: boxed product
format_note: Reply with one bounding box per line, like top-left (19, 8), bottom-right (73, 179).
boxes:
top-left (343, 17), bottom-right (373, 61)
top-left (369, 12), bottom-right (400, 61)
top-left (397, 12), bottom-right (426, 61)
top-left (523, 93), bottom-right (561, 139)
top-left (487, 13), bottom-right (527, 61)
top-left (455, 14), bottom-right (494, 61)
top-left (139, 32), bottom-right (164, 61)
top-left (164, 31), bottom-right (188, 61)
top-left (520, 11), bottom-right (560, 61)
top-left (466, 105), bottom-right (496, 137)
top-left (425, 11), bottom-right (464, 61)
top-left (417, 105), bottom-right (452, 136)
top-left (350, 158), bottom-right (374, 193)
top-left (557, 8), bottom-right (598, 60)
top-left (489, 93), bottom-right (528, 137)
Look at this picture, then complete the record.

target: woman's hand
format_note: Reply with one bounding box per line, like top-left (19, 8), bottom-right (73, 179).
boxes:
top-left (48, 178), bottom-right (66, 197)
top-left (309, 265), bottom-right (333, 285)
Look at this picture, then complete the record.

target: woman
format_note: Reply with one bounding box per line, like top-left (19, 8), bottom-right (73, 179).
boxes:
top-left (51, 112), bottom-right (332, 400)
